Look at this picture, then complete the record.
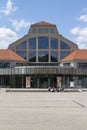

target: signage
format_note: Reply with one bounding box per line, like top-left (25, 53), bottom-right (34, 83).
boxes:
top-left (26, 77), bottom-right (30, 88)
top-left (32, 68), bottom-right (56, 74)
top-left (70, 82), bottom-right (74, 88)
top-left (57, 77), bottom-right (62, 88)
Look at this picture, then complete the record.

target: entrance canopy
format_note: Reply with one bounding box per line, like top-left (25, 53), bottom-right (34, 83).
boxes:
top-left (0, 66), bottom-right (86, 75)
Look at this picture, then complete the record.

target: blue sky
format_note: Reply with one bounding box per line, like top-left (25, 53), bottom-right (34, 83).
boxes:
top-left (0, 0), bottom-right (87, 49)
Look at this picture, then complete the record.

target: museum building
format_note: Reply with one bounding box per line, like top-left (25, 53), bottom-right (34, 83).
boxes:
top-left (8, 21), bottom-right (78, 88)
top-left (0, 21), bottom-right (87, 88)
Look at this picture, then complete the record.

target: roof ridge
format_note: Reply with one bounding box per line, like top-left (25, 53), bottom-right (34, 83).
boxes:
top-left (32, 21), bottom-right (55, 26)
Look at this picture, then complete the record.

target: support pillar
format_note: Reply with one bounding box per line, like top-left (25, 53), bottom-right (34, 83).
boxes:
top-left (37, 78), bottom-right (39, 88)
top-left (48, 78), bottom-right (50, 87)
top-left (22, 76), bottom-right (24, 88)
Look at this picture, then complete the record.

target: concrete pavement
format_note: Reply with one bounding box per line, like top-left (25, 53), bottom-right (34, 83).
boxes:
top-left (0, 88), bottom-right (87, 130)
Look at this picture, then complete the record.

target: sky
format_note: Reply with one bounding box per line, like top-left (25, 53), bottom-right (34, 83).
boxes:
top-left (0, 0), bottom-right (87, 49)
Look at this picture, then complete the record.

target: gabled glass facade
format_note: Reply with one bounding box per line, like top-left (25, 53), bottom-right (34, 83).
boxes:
top-left (12, 22), bottom-right (78, 64)
top-left (28, 36), bottom-right (59, 63)
top-left (6, 21), bottom-right (79, 88)
top-left (15, 37), bottom-right (74, 63)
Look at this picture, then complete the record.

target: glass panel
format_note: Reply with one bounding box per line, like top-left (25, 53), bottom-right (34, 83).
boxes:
top-left (16, 51), bottom-right (26, 59)
top-left (77, 63), bottom-right (87, 68)
top-left (50, 38), bottom-right (58, 49)
top-left (29, 38), bottom-right (36, 49)
top-left (38, 51), bottom-right (49, 62)
top-left (50, 51), bottom-right (58, 62)
top-left (16, 63), bottom-right (24, 66)
top-left (30, 77), bottom-right (37, 88)
top-left (38, 28), bottom-right (48, 33)
top-left (50, 29), bottom-right (55, 33)
top-left (29, 51), bottom-right (36, 62)
top-left (39, 78), bottom-right (48, 88)
top-left (60, 41), bottom-right (71, 49)
top-left (0, 62), bottom-right (10, 68)
top-left (60, 51), bottom-right (71, 59)
top-left (64, 63), bottom-right (70, 67)
top-left (16, 41), bottom-right (26, 49)
top-left (38, 37), bottom-right (49, 49)
top-left (32, 28), bottom-right (37, 33)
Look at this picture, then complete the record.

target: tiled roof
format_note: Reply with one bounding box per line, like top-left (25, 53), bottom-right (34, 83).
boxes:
top-left (0, 49), bottom-right (25, 62)
top-left (32, 21), bottom-right (55, 26)
top-left (61, 49), bottom-right (87, 62)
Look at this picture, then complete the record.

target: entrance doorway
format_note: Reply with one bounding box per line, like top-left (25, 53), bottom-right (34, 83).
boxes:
top-left (30, 76), bottom-right (57, 88)
top-left (39, 78), bottom-right (48, 88)
top-left (50, 77), bottom-right (57, 87)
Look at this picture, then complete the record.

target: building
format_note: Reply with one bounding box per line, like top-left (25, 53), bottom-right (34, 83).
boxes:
top-left (8, 21), bottom-right (78, 64)
top-left (0, 21), bottom-right (87, 89)
top-left (0, 49), bottom-right (26, 87)
top-left (60, 49), bottom-right (87, 88)
top-left (7, 21), bottom-right (78, 88)
top-left (0, 49), bottom-right (26, 68)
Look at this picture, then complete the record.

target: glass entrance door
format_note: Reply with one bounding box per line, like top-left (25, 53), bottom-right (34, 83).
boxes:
top-left (39, 78), bottom-right (48, 88)
top-left (30, 76), bottom-right (57, 88)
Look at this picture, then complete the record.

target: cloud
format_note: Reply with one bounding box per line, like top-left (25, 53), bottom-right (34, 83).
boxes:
top-left (79, 14), bottom-right (87, 22)
top-left (70, 27), bottom-right (80, 35)
top-left (0, 27), bottom-right (19, 49)
top-left (82, 8), bottom-right (87, 12)
top-left (10, 19), bottom-right (31, 31)
top-left (0, 0), bottom-right (17, 16)
top-left (70, 26), bottom-right (87, 48)
top-left (70, 9), bottom-right (87, 49)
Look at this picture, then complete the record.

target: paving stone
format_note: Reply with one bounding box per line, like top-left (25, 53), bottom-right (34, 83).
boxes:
top-left (0, 89), bottom-right (87, 130)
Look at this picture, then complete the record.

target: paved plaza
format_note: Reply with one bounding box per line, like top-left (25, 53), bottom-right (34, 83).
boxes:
top-left (0, 89), bottom-right (87, 130)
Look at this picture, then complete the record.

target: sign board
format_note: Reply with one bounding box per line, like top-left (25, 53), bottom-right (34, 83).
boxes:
top-left (32, 68), bottom-right (56, 74)
top-left (26, 77), bottom-right (30, 88)
top-left (57, 77), bottom-right (62, 88)
top-left (70, 82), bottom-right (74, 88)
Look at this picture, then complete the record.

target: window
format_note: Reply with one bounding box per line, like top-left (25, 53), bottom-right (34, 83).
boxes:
top-left (50, 51), bottom-right (58, 62)
top-left (60, 51), bottom-right (70, 59)
top-left (64, 63), bottom-right (70, 67)
top-left (29, 38), bottom-right (36, 49)
top-left (0, 62), bottom-right (10, 68)
top-left (60, 41), bottom-right (71, 49)
top-left (16, 63), bottom-right (24, 66)
top-left (16, 51), bottom-right (26, 59)
top-left (32, 28), bottom-right (37, 33)
top-left (50, 38), bottom-right (58, 49)
top-left (38, 37), bottom-right (49, 49)
top-left (16, 41), bottom-right (26, 50)
top-left (50, 29), bottom-right (54, 33)
top-left (38, 51), bottom-right (49, 62)
top-left (29, 51), bottom-right (36, 62)
top-left (78, 63), bottom-right (87, 68)
top-left (38, 28), bottom-right (48, 33)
